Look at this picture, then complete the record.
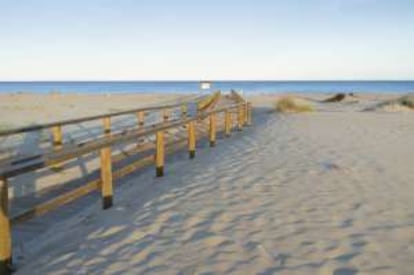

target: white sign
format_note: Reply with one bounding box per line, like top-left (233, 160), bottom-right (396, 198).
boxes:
top-left (200, 81), bottom-right (211, 90)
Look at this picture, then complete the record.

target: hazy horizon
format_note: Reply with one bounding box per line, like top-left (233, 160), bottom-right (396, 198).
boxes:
top-left (1, 80), bottom-right (414, 82)
top-left (1, 0), bottom-right (414, 81)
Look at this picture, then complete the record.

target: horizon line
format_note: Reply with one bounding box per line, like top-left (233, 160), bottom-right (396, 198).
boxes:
top-left (1, 79), bottom-right (414, 82)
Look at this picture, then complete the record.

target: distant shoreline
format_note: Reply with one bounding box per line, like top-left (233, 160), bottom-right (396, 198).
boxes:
top-left (1, 80), bottom-right (414, 94)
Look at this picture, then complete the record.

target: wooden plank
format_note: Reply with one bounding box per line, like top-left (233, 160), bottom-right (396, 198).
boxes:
top-left (238, 105), bottom-right (244, 131)
top-left (181, 104), bottom-right (188, 118)
top-left (7, 99), bottom-right (239, 226)
top-left (163, 109), bottom-right (169, 122)
top-left (247, 102), bottom-right (252, 125)
top-left (0, 177), bottom-right (12, 275)
top-left (137, 111), bottom-right (145, 126)
top-left (209, 113), bottom-right (217, 147)
top-left (188, 121), bottom-right (196, 159)
top-left (100, 147), bottom-right (113, 209)
top-left (225, 110), bottom-right (231, 137)
top-left (8, 102), bottom-right (220, 225)
top-left (243, 102), bottom-right (249, 125)
top-left (11, 181), bottom-right (99, 224)
top-left (0, 103), bottom-right (243, 178)
top-left (198, 91), bottom-right (221, 111)
top-left (0, 94), bottom-right (210, 138)
top-left (11, 138), bottom-right (189, 224)
top-left (230, 90), bottom-right (246, 103)
top-left (51, 125), bottom-right (63, 171)
top-left (103, 116), bottom-right (111, 136)
top-left (155, 131), bottom-right (164, 177)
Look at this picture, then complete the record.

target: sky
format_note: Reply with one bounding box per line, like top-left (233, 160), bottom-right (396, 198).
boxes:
top-left (0, 0), bottom-right (413, 81)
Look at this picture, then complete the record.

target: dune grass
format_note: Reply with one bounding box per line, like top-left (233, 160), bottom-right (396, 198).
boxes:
top-left (399, 94), bottom-right (414, 109)
top-left (0, 122), bottom-right (14, 132)
top-left (366, 93), bottom-right (414, 112)
top-left (274, 96), bottom-right (314, 113)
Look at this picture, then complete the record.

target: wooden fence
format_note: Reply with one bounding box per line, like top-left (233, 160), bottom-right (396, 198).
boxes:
top-left (0, 91), bottom-right (251, 274)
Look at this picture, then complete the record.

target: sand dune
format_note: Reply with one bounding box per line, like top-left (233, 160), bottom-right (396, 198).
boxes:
top-left (9, 94), bottom-right (414, 274)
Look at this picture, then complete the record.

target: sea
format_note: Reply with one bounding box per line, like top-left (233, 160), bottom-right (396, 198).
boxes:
top-left (0, 81), bottom-right (413, 95)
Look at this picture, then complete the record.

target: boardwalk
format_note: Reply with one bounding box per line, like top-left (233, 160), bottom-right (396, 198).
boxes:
top-left (0, 91), bottom-right (250, 274)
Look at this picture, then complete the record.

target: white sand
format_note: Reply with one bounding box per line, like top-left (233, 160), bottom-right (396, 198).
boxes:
top-left (0, 93), bottom-right (193, 199)
top-left (4, 93), bottom-right (414, 274)
top-left (0, 93), bottom-right (187, 127)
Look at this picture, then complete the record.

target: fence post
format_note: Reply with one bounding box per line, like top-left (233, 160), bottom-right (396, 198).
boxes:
top-left (209, 113), bottom-right (216, 147)
top-left (225, 110), bottom-right (231, 137)
top-left (181, 104), bottom-right (188, 118)
top-left (163, 109), bottom-right (169, 122)
top-left (51, 125), bottom-right (63, 171)
top-left (244, 102), bottom-right (249, 125)
top-left (155, 131), bottom-right (164, 177)
top-left (103, 116), bottom-right (111, 136)
top-left (137, 111), bottom-right (145, 127)
top-left (188, 121), bottom-right (196, 159)
top-left (238, 105), bottom-right (243, 131)
top-left (100, 147), bottom-right (113, 209)
top-left (0, 177), bottom-right (12, 275)
top-left (247, 103), bottom-right (252, 125)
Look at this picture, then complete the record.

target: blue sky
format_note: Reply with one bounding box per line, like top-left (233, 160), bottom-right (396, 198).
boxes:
top-left (0, 0), bottom-right (413, 80)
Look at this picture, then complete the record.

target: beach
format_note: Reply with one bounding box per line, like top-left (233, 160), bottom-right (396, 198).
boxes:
top-left (1, 93), bottom-right (414, 274)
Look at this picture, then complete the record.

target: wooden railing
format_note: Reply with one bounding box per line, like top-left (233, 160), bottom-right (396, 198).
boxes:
top-left (197, 90), bottom-right (221, 111)
top-left (0, 93), bottom-right (219, 171)
top-left (0, 91), bottom-right (251, 274)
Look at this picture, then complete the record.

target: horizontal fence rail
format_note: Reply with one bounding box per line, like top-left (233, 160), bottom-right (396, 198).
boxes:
top-left (0, 92), bottom-right (223, 172)
top-left (0, 91), bottom-right (251, 275)
top-left (0, 94), bottom-right (213, 138)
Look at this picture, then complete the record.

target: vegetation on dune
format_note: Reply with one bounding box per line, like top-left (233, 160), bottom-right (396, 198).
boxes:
top-left (0, 122), bottom-right (14, 132)
top-left (274, 96), bottom-right (314, 113)
top-left (323, 93), bottom-right (347, 103)
top-left (399, 94), bottom-right (414, 109)
top-left (367, 93), bottom-right (414, 112)
top-left (322, 93), bottom-right (358, 103)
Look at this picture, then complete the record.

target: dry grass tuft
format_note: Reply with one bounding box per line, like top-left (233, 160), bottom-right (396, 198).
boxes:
top-left (0, 122), bottom-right (14, 132)
top-left (274, 96), bottom-right (314, 113)
top-left (365, 93), bottom-right (414, 112)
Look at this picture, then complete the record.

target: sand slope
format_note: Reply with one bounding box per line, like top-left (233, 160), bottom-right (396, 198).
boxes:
top-left (12, 102), bottom-right (414, 274)
top-left (12, 99), bottom-right (414, 274)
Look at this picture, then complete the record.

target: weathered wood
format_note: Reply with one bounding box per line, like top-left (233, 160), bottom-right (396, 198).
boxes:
top-left (137, 111), bottom-right (145, 126)
top-left (209, 113), bottom-right (217, 147)
top-left (0, 95), bottom-right (211, 138)
top-left (155, 131), bottom-right (164, 177)
top-left (247, 103), bottom-right (252, 125)
top-left (4, 100), bottom-right (249, 230)
top-left (11, 180), bottom-right (99, 224)
top-left (11, 138), bottom-right (190, 224)
top-left (197, 91), bottom-right (221, 112)
top-left (181, 104), bottom-right (188, 118)
top-left (188, 121), bottom-right (196, 159)
top-left (8, 105), bottom-right (243, 223)
top-left (225, 110), bottom-right (231, 137)
top-left (0, 104), bottom-right (242, 179)
top-left (100, 147), bottom-right (113, 209)
top-left (0, 178), bottom-right (12, 275)
top-left (51, 125), bottom-right (63, 171)
top-left (238, 105), bottom-right (244, 131)
top-left (103, 116), bottom-right (111, 136)
top-left (243, 102), bottom-right (248, 125)
top-left (163, 109), bottom-right (169, 122)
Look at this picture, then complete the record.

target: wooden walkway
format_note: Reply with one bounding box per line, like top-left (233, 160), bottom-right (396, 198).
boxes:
top-left (0, 91), bottom-right (251, 274)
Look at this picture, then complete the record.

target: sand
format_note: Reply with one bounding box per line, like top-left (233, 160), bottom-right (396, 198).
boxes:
top-left (0, 93), bottom-right (188, 127)
top-left (0, 93), bottom-right (194, 200)
top-left (1, 93), bottom-right (414, 274)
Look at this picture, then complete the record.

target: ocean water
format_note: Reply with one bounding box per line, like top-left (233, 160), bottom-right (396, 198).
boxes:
top-left (0, 81), bottom-right (413, 95)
